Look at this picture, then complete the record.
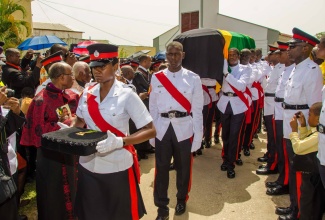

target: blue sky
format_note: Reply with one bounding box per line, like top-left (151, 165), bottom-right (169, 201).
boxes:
top-left (31, 0), bottom-right (325, 46)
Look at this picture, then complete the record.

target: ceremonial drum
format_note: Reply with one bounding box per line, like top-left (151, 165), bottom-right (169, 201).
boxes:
top-left (41, 127), bottom-right (107, 156)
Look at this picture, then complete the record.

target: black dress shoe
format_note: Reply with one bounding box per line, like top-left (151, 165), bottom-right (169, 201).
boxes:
top-left (244, 149), bottom-right (250, 156)
top-left (146, 147), bottom-right (155, 154)
top-left (196, 148), bottom-right (203, 155)
top-left (169, 162), bottom-right (175, 171)
top-left (275, 207), bottom-right (292, 215)
top-left (175, 203), bottom-right (186, 215)
top-left (235, 158), bottom-right (243, 166)
top-left (138, 152), bottom-right (148, 159)
top-left (256, 167), bottom-right (278, 175)
top-left (265, 181), bottom-right (279, 188)
top-left (257, 154), bottom-right (268, 162)
top-left (155, 215), bottom-right (169, 220)
top-left (220, 162), bottom-right (227, 171)
top-left (205, 140), bottom-right (212, 148)
top-left (258, 164), bottom-right (267, 169)
top-left (278, 212), bottom-right (297, 220)
top-left (214, 136), bottom-right (220, 144)
top-left (253, 133), bottom-right (258, 139)
top-left (227, 169), bottom-right (235, 178)
top-left (250, 143), bottom-right (255, 149)
top-left (266, 185), bottom-right (289, 196)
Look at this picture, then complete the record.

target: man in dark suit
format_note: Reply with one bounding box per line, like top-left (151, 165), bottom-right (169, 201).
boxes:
top-left (2, 48), bottom-right (43, 98)
top-left (131, 54), bottom-right (153, 159)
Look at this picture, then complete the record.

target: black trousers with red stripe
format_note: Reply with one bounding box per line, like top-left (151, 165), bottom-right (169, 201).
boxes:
top-left (243, 100), bottom-right (258, 150)
top-left (203, 101), bottom-right (216, 142)
top-left (285, 138), bottom-right (299, 216)
top-left (221, 103), bottom-right (245, 170)
top-left (264, 115), bottom-right (277, 170)
top-left (275, 120), bottom-right (289, 186)
top-left (154, 124), bottom-right (192, 216)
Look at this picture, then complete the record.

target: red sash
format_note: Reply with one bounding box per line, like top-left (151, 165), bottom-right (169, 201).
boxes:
top-left (228, 84), bottom-right (251, 124)
top-left (155, 72), bottom-right (191, 114)
top-left (202, 85), bottom-right (212, 108)
top-left (252, 81), bottom-right (264, 108)
top-left (86, 87), bottom-right (141, 183)
top-left (6, 62), bottom-right (22, 71)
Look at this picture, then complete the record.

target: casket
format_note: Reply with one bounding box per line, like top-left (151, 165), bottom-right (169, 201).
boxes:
top-left (41, 127), bottom-right (107, 156)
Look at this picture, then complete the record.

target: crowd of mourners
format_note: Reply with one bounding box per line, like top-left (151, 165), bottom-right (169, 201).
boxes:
top-left (0, 26), bottom-right (325, 220)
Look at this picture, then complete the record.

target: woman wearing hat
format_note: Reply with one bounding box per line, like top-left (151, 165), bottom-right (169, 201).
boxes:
top-left (73, 43), bottom-right (156, 220)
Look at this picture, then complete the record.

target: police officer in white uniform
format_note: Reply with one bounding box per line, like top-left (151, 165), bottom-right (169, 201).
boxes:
top-left (217, 48), bottom-right (251, 179)
top-left (279, 28), bottom-right (323, 220)
top-left (149, 41), bottom-right (203, 220)
top-left (266, 41), bottom-right (294, 197)
top-left (73, 43), bottom-right (156, 220)
top-left (256, 46), bottom-right (284, 175)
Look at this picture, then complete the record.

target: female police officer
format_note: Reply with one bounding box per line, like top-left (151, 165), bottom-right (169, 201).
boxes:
top-left (73, 43), bottom-right (156, 220)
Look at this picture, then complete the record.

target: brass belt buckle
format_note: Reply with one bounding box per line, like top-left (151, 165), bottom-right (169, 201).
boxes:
top-left (228, 93), bottom-right (233, 97)
top-left (168, 112), bottom-right (176, 119)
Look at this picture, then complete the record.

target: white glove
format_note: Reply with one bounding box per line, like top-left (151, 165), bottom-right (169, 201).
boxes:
top-left (57, 122), bottom-right (70, 130)
top-left (96, 130), bottom-right (124, 154)
top-left (223, 59), bottom-right (229, 75)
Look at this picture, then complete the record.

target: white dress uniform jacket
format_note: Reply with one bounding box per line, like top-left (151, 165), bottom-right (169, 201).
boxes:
top-left (283, 58), bottom-right (323, 138)
top-left (76, 80), bottom-right (153, 174)
top-left (201, 78), bottom-right (219, 106)
top-left (217, 64), bottom-right (251, 115)
top-left (264, 63), bottom-right (284, 116)
top-left (149, 67), bottom-right (203, 152)
top-left (274, 64), bottom-right (295, 120)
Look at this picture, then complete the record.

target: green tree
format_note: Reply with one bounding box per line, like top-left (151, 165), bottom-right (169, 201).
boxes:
top-left (315, 32), bottom-right (325, 40)
top-left (0, 0), bottom-right (31, 49)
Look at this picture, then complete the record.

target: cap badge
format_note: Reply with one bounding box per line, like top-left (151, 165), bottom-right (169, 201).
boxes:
top-left (94, 50), bottom-right (99, 58)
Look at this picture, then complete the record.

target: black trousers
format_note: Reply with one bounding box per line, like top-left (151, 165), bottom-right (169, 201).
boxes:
top-left (275, 120), bottom-right (289, 185)
top-left (221, 103), bottom-right (245, 170)
top-left (243, 100), bottom-right (258, 149)
top-left (285, 139), bottom-right (299, 216)
top-left (318, 159), bottom-right (325, 189)
top-left (154, 124), bottom-right (192, 216)
top-left (203, 101), bottom-right (216, 142)
top-left (299, 172), bottom-right (325, 220)
top-left (264, 115), bottom-right (277, 169)
top-left (213, 104), bottom-right (221, 139)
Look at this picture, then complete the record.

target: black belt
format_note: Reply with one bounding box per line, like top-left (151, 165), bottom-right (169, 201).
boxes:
top-left (161, 111), bottom-right (189, 119)
top-left (223, 92), bottom-right (237, 97)
top-left (265, 93), bottom-right (275, 97)
top-left (282, 102), bottom-right (309, 110)
top-left (317, 124), bottom-right (325, 134)
top-left (274, 97), bottom-right (284, 102)
top-left (207, 86), bottom-right (216, 89)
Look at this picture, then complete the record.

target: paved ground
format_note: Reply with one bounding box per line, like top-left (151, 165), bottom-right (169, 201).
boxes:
top-left (138, 129), bottom-right (291, 220)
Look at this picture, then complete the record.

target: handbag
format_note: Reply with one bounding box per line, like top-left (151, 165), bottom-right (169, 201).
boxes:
top-left (0, 164), bottom-right (17, 204)
top-left (0, 115), bottom-right (17, 204)
top-left (292, 151), bottom-right (319, 173)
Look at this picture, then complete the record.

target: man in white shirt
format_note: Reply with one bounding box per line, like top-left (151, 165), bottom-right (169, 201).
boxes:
top-left (279, 27), bottom-right (323, 220)
top-left (256, 46), bottom-right (284, 175)
top-left (266, 41), bottom-right (294, 198)
top-left (149, 41), bottom-right (203, 220)
top-left (217, 48), bottom-right (251, 178)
